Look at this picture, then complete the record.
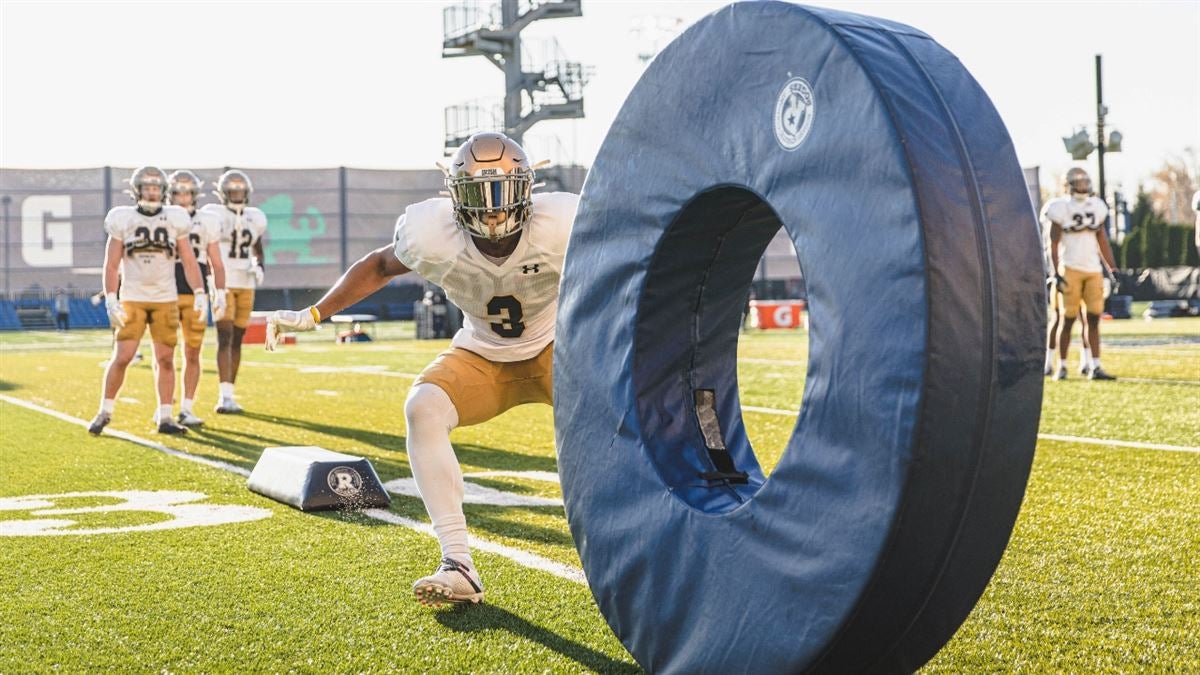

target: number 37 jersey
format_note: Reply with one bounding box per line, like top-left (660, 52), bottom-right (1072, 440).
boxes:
top-left (393, 192), bottom-right (579, 362)
top-left (200, 204), bottom-right (268, 289)
top-left (104, 205), bottom-right (192, 302)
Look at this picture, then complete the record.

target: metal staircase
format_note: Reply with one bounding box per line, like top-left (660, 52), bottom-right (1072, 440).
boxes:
top-left (441, 0), bottom-right (589, 151)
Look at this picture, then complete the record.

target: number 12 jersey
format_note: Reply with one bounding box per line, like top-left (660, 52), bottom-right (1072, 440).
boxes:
top-left (201, 203), bottom-right (268, 289)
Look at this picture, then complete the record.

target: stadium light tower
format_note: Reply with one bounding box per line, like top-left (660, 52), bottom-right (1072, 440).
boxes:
top-left (1061, 56), bottom-right (1122, 195)
top-left (441, 0), bottom-right (590, 151)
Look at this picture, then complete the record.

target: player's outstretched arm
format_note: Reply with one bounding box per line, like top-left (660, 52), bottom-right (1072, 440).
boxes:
top-left (265, 244), bottom-right (410, 350)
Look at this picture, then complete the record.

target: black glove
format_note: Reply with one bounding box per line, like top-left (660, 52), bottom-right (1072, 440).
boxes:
top-left (1047, 274), bottom-right (1067, 293)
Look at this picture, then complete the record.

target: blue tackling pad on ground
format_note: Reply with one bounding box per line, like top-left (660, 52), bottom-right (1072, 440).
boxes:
top-left (554, 2), bottom-right (1046, 673)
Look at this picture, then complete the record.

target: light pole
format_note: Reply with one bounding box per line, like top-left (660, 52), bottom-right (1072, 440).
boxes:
top-left (1062, 54), bottom-right (1122, 239)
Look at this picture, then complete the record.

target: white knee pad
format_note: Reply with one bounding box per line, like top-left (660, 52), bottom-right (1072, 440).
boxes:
top-left (404, 383), bottom-right (460, 432)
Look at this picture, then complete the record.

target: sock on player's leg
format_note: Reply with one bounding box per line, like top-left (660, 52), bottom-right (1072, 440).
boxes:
top-left (101, 398), bottom-right (115, 414)
top-left (405, 383), bottom-right (472, 569)
top-left (219, 382), bottom-right (235, 400)
top-left (181, 398), bottom-right (194, 414)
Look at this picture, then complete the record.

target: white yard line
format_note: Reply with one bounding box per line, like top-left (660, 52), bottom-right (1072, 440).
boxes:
top-left (0, 395), bottom-right (251, 476)
top-left (740, 402), bottom-right (1199, 453)
top-left (242, 361), bottom-right (420, 379)
top-left (0, 394), bottom-right (587, 584)
top-left (1120, 377), bottom-right (1200, 387)
top-left (1035, 434), bottom-right (1200, 454)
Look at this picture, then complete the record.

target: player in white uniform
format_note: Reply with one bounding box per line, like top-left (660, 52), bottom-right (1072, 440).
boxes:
top-left (201, 170), bottom-right (268, 413)
top-left (89, 167), bottom-right (207, 435)
top-left (266, 133), bottom-right (578, 606)
top-left (168, 170), bottom-right (228, 426)
top-left (1042, 167), bottom-right (1118, 380)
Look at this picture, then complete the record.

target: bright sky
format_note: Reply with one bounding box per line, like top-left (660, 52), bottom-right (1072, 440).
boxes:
top-left (2, 1), bottom-right (1197, 196)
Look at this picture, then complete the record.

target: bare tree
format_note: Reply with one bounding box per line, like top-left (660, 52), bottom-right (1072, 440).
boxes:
top-left (1149, 149), bottom-right (1198, 224)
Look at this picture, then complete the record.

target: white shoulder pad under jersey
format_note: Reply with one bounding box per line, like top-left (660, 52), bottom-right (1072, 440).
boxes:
top-left (162, 205), bottom-right (192, 239)
top-left (1040, 197), bottom-right (1068, 226)
top-left (523, 191), bottom-right (578, 257)
top-left (104, 206), bottom-right (139, 241)
top-left (392, 198), bottom-right (462, 278)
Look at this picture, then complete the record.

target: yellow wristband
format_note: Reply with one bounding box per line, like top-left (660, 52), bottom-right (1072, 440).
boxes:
top-left (309, 306), bottom-right (322, 323)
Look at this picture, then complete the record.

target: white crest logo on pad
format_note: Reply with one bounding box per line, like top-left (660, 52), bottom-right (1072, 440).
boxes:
top-left (327, 466), bottom-right (364, 497)
top-left (774, 77), bottom-right (814, 151)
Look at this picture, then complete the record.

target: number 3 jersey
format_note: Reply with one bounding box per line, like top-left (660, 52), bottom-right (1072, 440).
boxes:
top-left (175, 208), bottom-right (222, 295)
top-left (200, 203), bottom-right (268, 289)
top-left (1041, 196), bottom-right (1108, 274)
top-left (104, 205), bottom-right (192, 302)
top-left (393, 192), bottom-right (579, 362)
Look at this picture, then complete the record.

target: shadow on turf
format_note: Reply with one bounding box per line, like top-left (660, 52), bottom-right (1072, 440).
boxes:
top-left (436, 603), bottom-right (641, 674)
top-left (239, 410), bottom-right (559, 474)
top-left (0, 380), bottom-right (20, 392)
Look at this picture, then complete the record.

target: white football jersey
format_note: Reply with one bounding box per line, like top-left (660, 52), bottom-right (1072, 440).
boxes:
top-left (180, 208), bottom-right (222, 265)
top-left (393, 192), bottom-right (579, 362)
top-left (201, 203), bottom-right (268, 289)
top-left (104, 205), bottom-right (192, 303)
top-left (1041, 196), bottom-right (1108, 274)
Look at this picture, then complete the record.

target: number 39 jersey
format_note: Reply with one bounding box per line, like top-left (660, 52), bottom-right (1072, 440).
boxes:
top-left (104, 205), bottom-right (192, 302)
top-left (200, 203), bottom-right (268, 289)
top-left (393, 192), bottom-right (579, 362)
top-left (1041, 196), bottom-right (1108, 274)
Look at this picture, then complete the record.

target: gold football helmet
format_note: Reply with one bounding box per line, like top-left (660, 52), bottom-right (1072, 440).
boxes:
top-left (1065, 167), bottom-right (1093, 197)
top-left (168, 169), bottom-right (203, 207)
top-left (444, 132), bottom-right (534, 241)
top-left (128, 166), bottom-right (168, 211)
top-left (215, 169), bottom-right (253, 210)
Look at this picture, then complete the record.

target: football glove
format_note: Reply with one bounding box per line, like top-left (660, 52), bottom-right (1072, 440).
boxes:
top-left (105, 293), bottom-right (126, 329)
top-left (265, 306), bottom-right (320, 351)
top-left (1048, 274), bottom-right (1067, 293)
top-left (191, 291), bottom-right (209, 319)
top-left (250, 256), bottom-right (265, 285)
top-left (211, 289), bottom-right (228, 321)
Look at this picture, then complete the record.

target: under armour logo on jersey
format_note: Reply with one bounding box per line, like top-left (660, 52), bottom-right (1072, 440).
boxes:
top-left (521, 264), bottom-right (541, 275)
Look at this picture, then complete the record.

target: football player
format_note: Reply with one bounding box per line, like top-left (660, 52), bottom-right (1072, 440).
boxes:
top-left (266, 133), bottom-right (577, 607)
top-left (168, 170), bottom-right (228, 426)
top-left (201, 170), bottom-right (268, 413)
top-left (1042, 167), bottom-right (1118, 380)
top-left (89, 167), bottom-right (207, 435)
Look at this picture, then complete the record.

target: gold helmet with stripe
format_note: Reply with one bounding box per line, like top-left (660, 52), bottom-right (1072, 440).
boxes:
top-left (1065, 167), bottom-right (1093, 199)
top-left (444, 132), bottom-right (534, 241)
top-left (168, 169), bottom-right (204, 208)
top-left (215, 169), bottom-right (253, 210)
top-left (128, 166), bottom-right (168, 211)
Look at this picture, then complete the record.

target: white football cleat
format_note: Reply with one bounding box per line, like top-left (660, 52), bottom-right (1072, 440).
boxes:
top-left (177, 411), bottom-right (205, 427)
top-left (215, 398), bottom-right (244, 414)
top-left (412, 558), bottom-right (484, 607)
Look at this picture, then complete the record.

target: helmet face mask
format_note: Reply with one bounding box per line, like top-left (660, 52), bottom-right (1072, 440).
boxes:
top-left (215, 170), bottom-right (254, 211)
top-left (129, 166), bottom-right (168, 212)
top-left (1066, 167), bottom-right (1093, 199)
top-left (445, 132), bottom-right (534, 242)
top-left (168, 169), bottom-right (203, 209)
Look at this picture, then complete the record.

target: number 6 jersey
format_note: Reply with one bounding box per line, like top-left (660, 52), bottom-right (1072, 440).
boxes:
top-left (104, 205), bottom-right (192, 302)
top-left (201, 203), bottom-right (269, 289)
top-left (393, 192), bottom-right (579, 362)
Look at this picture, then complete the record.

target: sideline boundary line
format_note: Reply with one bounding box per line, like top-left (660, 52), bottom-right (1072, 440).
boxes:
top-left (741, 403), bottom-right (1199, 453)
top-left (0, 394), bottom-right (587, 584)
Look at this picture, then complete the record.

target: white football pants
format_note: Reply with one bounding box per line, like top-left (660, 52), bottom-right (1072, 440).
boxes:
top-left (404, 383), bottom-right (471, 566)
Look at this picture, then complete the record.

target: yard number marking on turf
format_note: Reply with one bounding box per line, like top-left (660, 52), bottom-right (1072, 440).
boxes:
top-left (0, 491), bottom-right (272, 536)
top-left (0, 395), bottom-right (587, 583)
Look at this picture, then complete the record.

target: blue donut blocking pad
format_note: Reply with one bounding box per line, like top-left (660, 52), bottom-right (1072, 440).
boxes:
top-left (555, 2), bottom-right (1044, 674)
